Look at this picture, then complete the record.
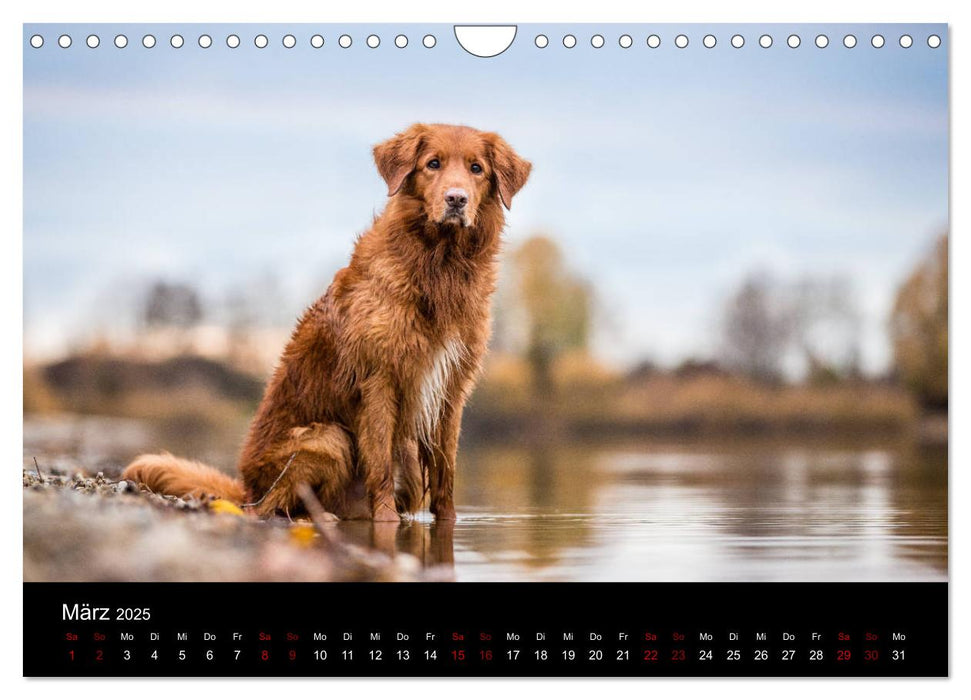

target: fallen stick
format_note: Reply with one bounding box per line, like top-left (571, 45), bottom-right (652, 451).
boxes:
top-left (295, 482), bottom-right (339, 549)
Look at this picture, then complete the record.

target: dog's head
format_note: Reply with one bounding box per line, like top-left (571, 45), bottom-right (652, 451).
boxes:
top-left (373, 123), bottom-right (531, 228)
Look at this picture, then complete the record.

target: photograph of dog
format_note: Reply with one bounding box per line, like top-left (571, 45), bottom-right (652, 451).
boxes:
top-left (122, 124), bottom-right (531, 522)
top-left (24, 27), bottom-right (946, 583)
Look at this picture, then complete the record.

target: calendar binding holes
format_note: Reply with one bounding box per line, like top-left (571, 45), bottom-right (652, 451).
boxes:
top-left (22, 24), bottom-right (948, 56)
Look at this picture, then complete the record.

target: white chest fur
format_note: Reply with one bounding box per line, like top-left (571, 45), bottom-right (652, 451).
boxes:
top-left (415, 337), bottom-right (465, 446)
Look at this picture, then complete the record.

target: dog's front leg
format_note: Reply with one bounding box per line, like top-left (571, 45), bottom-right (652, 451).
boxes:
top-left (424, 406), bottom-right (462, 521)
top-left (358, 377), bottom-right (400, 521)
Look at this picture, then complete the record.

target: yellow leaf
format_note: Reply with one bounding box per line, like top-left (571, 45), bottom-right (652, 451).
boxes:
top-left (208, 499), bottom-right (246, 516)
top-left (289, 523), bottom-right (317, 547)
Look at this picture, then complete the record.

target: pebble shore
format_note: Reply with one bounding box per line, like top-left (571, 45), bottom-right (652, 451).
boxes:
top-left (23, 467), bottom-right (451, 582)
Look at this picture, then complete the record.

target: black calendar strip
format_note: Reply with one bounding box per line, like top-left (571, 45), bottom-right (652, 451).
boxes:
top-left (24, 582), bottom-right (947, 677)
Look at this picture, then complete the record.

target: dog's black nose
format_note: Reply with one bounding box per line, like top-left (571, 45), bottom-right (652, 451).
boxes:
top-left (444, 188), bottom-right (468, 209)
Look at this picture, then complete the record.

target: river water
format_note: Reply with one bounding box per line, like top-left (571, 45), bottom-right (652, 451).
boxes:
top-left (339, 440), bottom-right (947, 582)
top-left (24, 416), bottom-right (947, 582)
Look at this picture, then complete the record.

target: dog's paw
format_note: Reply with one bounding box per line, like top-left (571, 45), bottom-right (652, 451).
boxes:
top-left (250, 488), bottom-right (296, 519)
top-left (431, 500), bottom-right (457, 521)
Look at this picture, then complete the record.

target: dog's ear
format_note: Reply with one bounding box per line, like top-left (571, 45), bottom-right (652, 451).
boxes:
top-left (373, 124), bottom-right (427, 196)
top-left (487, 133), bottom-right (532, 210)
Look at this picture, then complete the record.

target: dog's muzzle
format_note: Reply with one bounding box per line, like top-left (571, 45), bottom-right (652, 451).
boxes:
top-left (441, 210), bottom-right (471, 228)
top-left (441, 188), bottom-right (470, 225)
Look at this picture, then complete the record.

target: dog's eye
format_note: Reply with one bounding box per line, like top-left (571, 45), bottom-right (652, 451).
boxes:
top-left (427, 159), bottom-right (440, 170)
top-left (470, 163), bottom-right (483, 174)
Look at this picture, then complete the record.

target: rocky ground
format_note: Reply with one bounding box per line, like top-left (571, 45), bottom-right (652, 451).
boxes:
top-left (23, 464), bottom-right (451, 582)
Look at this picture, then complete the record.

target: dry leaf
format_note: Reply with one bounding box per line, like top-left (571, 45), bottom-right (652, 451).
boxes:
top-left (289, 523), bottom-right (317, 547)
top-left (208, 499), bottom-right (246, 516)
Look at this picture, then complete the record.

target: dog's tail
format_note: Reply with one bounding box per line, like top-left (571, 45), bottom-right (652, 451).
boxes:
top-left (122, 453), bottom-right (246, 504)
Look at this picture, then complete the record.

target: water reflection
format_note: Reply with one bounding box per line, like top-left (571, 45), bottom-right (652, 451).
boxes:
top-left (336, 441), bottom-right (946, 582)
top-left (338, 520), bottom-right (455, 568)
top-left (23, 416), bottom-right (947, 582)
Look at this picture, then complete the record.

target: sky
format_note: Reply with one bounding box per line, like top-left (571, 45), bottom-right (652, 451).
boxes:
top-left (23, 23), bottom-right (948, 372)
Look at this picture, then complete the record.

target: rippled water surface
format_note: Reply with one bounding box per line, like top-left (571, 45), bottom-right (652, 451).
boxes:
top-left (338, 441), bottom-right (947, 582)
top-left (24, 416), bottom-right (947, 582)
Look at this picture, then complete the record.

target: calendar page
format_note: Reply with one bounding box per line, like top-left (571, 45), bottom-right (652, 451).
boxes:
top-left (22, 22), bottom-right (948, 677)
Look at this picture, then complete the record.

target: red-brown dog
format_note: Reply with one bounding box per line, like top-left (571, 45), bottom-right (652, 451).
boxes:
top-left (123, 124), bottom-right (531, 521)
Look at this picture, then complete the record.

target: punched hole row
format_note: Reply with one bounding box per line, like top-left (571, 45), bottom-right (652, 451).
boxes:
top-left (28, 32), bottom-right (943, 51)
top-left (537, 32), bottom-right (941, 50)
top-left (28, 33), bottom-right (438, 50)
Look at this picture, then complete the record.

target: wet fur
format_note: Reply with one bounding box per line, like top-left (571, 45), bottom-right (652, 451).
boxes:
top-left (123, 124), bottom-right (531, 521)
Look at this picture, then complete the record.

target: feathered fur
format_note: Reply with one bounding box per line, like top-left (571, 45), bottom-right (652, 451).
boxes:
top-left (123, 453), bottom-right (246, 504)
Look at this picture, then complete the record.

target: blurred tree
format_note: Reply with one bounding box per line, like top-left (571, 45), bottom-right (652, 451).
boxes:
top-left (142, 281), bottom-right (203, 354)
top-left (225, 288), bottom-right (258, 367)
top-left (789, 275), bottom-right (862, 384)
top-left (891, 233), bottom-right (948, 410)
top-left (721, 273), bottom-right (791, 383)
top-left (507, 235), bottom-right (592, 399)
top-left (722, 272), bottom-right (864, 384)
top-left (215, 272), bottom-right (290, 372)
top-left (143, 281), bottom-right (203, 329)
